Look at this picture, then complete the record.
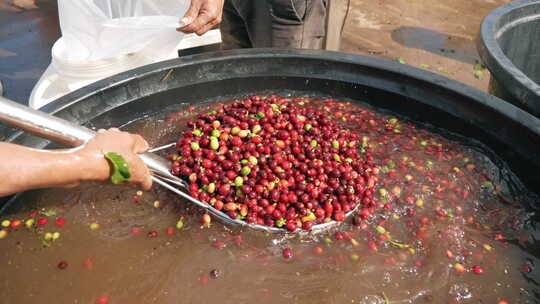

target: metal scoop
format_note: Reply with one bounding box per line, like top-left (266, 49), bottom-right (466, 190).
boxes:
top-left (0, 96), bottom-right (359, 234)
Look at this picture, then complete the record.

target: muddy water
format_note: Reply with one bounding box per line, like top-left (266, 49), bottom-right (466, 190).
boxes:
top-left (0, 96), bottom-right (538, 304)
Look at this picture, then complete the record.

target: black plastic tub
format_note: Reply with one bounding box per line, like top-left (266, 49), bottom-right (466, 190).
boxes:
top-left (2, 49), bottom-right (540, 210)
top-left (477, 0), bottom-right (540, 116)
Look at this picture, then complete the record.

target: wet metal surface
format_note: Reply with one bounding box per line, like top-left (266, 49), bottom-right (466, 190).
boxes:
top-left (0, 0), bottom-right (60, 104)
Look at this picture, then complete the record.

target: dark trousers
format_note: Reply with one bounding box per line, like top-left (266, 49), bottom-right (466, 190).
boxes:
top-left (220, 0), bottom-right (327, 50)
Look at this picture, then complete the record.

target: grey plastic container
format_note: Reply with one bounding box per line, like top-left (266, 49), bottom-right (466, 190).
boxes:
top-left (477, 0), bottom-right (540, 116)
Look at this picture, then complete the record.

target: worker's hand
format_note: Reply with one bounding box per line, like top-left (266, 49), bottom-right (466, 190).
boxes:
top-left (76, 128), bottom-right (152, 190)
top-left (177, 0), bottom-right (224, 36)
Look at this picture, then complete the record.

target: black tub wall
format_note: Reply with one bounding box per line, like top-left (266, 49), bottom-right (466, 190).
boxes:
top-left (1, 49), bottom-right (539, 211)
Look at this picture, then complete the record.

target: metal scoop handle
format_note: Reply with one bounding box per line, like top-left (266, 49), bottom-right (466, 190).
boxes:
top-left (0, 96), bottom-right (178, 183)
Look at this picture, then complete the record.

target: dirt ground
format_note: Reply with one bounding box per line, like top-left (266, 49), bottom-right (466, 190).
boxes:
top-left (340, 0), bottom-right (513, 91)
top-left (0, 0), bottom-right (513, 103)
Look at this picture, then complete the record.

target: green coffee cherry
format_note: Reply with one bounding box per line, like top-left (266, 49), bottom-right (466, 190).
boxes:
top-left (234, 176), bottom-right (244, 187)
top-left (210, 137), bottom-right (219, 150)
top-left (241, 166), bottom-right (251, 176)
top-left (190, 142), bottom-right (200, 151)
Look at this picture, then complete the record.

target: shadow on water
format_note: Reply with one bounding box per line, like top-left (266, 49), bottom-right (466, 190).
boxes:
top-left (391, 26), bottom-right (480, 65)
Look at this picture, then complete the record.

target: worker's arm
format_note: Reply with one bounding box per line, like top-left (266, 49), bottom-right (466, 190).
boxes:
top-left (177, 0), bottom-right (224, 35)
top-left (0, 129), bottom-right (152, 197)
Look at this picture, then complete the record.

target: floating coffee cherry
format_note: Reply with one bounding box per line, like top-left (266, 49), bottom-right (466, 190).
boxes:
top-left (55, 217), bottom-right (66, 227)
top-left (210, 269), bottom-right (221, 279)
top-left (37, 218), bottom-right (48, 226)
top-left (57, 260), bottom-right (68, 270)
top-left (95, 296), bottom-right (109, 304)
top-left (471, 265), bottom-right (484, 275)
top-left (282, 247), bottom-right (293, 259)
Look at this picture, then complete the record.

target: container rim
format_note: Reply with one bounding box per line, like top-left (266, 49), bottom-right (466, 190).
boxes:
top-left (37, 48), bottom-right (540, 135)
top-left (477, 0), bottom-right (540, 106)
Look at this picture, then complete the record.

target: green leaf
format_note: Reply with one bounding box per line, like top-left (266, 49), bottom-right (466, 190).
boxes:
top-left (40, 210), bottom-right (56, 217)
top-left (437, 67), bottom-right (450, 74)
top-left (395, 57), bottom-right (406, 64)
top-left (104, 152), bottom-right (131, 184)
top-left (473, 70), bottom-right (484, 79)
top-left (388, 239), bottom-right (410, 249)
top-left (481, 181), bottom-right (494, 189)
top-left (474, 63), bottom-right (486, 71)
top-left (226, 249), bottom-right (236, 261)
top-left (382, 292), bottom-right (390, 304)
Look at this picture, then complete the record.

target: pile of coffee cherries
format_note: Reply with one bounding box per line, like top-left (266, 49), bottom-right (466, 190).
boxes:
top-left (170, 96), bottom-right (376, 231)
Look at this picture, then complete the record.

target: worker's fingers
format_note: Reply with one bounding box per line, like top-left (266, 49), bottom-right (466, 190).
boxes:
top-left (195, 18), bottom-right (219, 36)
top-left (141, 169), bottom-right (153, 191)
top-left (178, 0), bottom-right (202, 28)
top-left (132, 157), bottom-right (152, 190)
top-left (179, 4), bottom-right (221, 34)
top-left (97, 129), bottom-right (106, 133)
top-left (109, 128), bottom-right (120, 132)
top-left (195, 9), bottom-right (222, 36)
top-left (133, 134), bottom-right (150, 154)
top-left (179, 13), bottom-right (211, 33)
